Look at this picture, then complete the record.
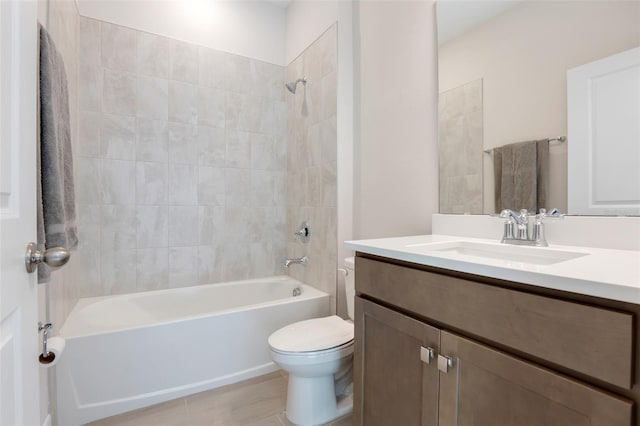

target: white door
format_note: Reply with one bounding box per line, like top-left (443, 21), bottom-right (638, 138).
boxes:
top-left (567, 47), bottom-right (640, 215)
top-left (0, 1), bottom-right (40, 425)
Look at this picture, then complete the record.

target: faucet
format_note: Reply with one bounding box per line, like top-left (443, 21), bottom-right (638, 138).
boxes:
top-left (284, 256), bottom-right (308, 268)
top-left (500, 209), bottom-right (529, 241)
top-left (499, 208), bottom-right (563, 247)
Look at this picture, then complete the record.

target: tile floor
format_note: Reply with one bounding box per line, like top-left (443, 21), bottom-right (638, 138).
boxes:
top-left (87, 371), bottom-right (352, 426)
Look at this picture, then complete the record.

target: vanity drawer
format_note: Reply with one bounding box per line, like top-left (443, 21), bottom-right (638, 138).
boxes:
top-left (356, 256), bottom-right (634, 389)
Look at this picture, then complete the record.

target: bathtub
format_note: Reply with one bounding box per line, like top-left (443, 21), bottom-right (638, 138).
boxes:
top-left (55, 276), bottom-right (329, 426)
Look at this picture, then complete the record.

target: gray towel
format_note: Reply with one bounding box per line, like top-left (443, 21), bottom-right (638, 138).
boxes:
top-left (493, 139), bottom-right (549, 213)
top-left (37, 24), bottom-right (78, 283)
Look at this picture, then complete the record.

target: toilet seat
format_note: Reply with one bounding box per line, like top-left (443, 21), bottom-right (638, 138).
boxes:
top-left (268, 315), bottom-right (354, 353)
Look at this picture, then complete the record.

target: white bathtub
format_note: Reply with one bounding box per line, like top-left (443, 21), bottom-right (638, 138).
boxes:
top-left (55, 276), bottom-right (329, 426)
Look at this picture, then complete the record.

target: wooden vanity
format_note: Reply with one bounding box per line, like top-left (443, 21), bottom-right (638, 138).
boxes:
top-left (353, 253), bottom-right (639, 426)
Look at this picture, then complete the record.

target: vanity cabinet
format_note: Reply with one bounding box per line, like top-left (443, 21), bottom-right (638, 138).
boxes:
top-left (353, 255), bottom-right (636, 426)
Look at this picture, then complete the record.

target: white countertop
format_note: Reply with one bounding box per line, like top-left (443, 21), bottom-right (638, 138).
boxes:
top-left (345, 234), bottom-right (640, 304)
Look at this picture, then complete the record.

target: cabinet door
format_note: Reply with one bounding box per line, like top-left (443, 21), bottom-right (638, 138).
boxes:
top-left (354, 297), bottom-right (440, 426)
top-left (438, 331), bottom-right (633, 426)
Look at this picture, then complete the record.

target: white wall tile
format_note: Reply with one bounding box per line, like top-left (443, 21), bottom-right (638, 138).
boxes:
top-left (251, 170), bottom-right (282, 207)
top-left (222, 242), bottom-right (251, 281)
top-left (198, 166), bottom-right (225, 206)
top-left (76, 249), bottom-right (102, 298)
top-left (198, 205), bottom-right (225, 245)
top-left (251, 133), bottom-right (284, 171)
top-left (136, 162), bottom-right (168, 205)
top-left (225, 129), bottom-right (251, 168)
top-left (225, 168), bottom-right (251, 207)
top-left (254, 206), bottom-right (286, 243)
top-left (101, 21), bottom-right (136, 72)
top-left (223, 204), bottom-right (254, 244)
top-left (79, 63), bottom-right (103, 113)
top-left (169, 40), bottom-right (198, 84)
top-left (168, 206), bottom-right (198, 246)
top-left (101, 205), bottom-right (137, 249)
top-left (136, 119), bottom-right (169, 162)
top-left (320, 115), bottom-right (337, 164)
top-left (169, 164), bottom-right (198, 205)
top-left (101, 114), bottom-right (136, 160)
top-left (285, 26), bottom-right (337, 299)
top-left (168, 122), bottom-right (198, 164)
top-left (137, 205), bottom-right (169, 248)
top-left (79, 18), bottom-right (102, 112)
top-left (224, 54), bottom-right (254, 94)
top-left (254, 60), bottom-right (285, 101)
top-left (197, 125), bottom-right (225, 167)
top-left (259, 99), bottom-right (286, 136)
top-left (169, 246), bottom-right (198, 287)
top-left (77, 204), bottom-right (101, 250)
top-left (77, 157), bottom-right (102, 205)
top-left (137, 76), bottom-right (168, 120)
top-left (322, 162), bottom-right (337, 207)
top-left (101, 249), bottom-right (137, 294)
top-left (198, 87), bottom-right (225, 128)
top-left (169, 80), bottom-right (198, 124)
top-left (101, 159), bottom-right (136, 204)
top-left (198, 47), bottom-right (225, 89)
top-left (103, 69), bottom-right (136, 116)
top-left (136, 248), bottom-right (169, 291)
top-left (78, 20), bottom-right (289, 298)
top-left (197, 244), bottom-right (224, 284)
top-left (225, 92), bottom-right (259, 133)
top-left (138, 32), bottom-right (169, 78)
top-left (78, 110), bottom-right (102, 157)
top-left (251, 242), bottom-right (277, 278)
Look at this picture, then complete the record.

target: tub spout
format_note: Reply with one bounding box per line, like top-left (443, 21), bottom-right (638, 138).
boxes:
top-left (284, 256), bottom-right (308, 268)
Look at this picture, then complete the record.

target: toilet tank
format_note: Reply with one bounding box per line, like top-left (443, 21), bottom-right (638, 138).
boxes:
top-left (344, 257), bottom-right (355, 320)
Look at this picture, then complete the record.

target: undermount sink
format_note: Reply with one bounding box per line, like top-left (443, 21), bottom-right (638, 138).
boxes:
top-left (405, 241), bottom-right (589, 266)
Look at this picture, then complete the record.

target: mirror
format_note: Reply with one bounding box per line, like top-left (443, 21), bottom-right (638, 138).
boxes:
top-left (436, 0), bottom-right (640, 215)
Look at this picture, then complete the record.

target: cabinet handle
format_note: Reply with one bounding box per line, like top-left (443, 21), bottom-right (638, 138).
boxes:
top-left (438, 354), bottom-right (454, 373)
top-left (420, 346), bottom-right (435, 364)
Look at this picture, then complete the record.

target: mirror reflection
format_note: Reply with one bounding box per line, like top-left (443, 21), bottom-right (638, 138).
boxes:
top-left (436, 0), bottom-right (640, 215)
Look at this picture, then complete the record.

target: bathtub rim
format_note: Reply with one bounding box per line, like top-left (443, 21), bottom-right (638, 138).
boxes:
top-left (60, 275), bottom-right (328, 339)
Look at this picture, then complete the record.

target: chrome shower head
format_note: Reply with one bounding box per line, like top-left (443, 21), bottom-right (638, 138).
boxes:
top-left (285, 78), bottom-right (307, 94)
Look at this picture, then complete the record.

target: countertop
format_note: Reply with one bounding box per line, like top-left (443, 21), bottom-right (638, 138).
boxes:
top-left (345, 234), bottom-right (640, 304)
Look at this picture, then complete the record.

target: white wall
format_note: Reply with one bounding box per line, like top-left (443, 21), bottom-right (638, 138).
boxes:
top-left (286, 0), bottom-right (354, 317)
top-left (77, 0), bottom-right (287, 65)
top-left (354, 0), bottom-right (439, 239)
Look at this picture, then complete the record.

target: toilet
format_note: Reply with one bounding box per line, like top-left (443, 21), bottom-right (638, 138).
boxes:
top-left (268, 257), bottom-right (356, 426)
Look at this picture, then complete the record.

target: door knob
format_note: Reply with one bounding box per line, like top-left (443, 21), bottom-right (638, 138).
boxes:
top-left (25, 242), bottom-right (70, 273)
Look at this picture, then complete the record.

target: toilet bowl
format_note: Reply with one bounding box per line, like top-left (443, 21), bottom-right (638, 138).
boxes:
top-left (268, 257), bottom-right (356, 426)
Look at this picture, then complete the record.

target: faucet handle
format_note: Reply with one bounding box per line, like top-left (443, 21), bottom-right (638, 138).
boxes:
top-left (293, 221), bottom-right (310, 243)
top-left (498, 209), bottom-right (515, 219)
top-left (539, 208), bottom-right (564, 220)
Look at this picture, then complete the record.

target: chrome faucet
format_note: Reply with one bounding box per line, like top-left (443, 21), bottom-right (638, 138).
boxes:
top-left (284, 256), bottom-right (308, 268)
top-left (499, 208), bottom-right (563, 247)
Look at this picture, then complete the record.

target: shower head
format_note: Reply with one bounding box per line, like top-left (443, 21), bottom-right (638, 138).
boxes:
top-left (285, 78), bottom-right (307, 94)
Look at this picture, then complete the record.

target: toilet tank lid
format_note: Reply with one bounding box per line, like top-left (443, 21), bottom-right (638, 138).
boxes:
top-left (268, 316), bottom-right (354, 352)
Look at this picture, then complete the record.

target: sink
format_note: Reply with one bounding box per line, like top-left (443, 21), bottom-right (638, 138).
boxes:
top-left (405, 241), bottom-right (589, 266)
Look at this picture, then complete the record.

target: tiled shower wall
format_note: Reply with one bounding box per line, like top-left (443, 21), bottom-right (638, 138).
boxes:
top-left (76, 17), bottom-right (287, 296)
top-left (286, 26), bottom-right (338, 306)
top-left (438, 79), bottom-right (483, 214)
top-left (40, 0), bottom-right (80, 332)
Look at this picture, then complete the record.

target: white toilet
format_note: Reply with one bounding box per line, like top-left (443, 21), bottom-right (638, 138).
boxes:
top-left (268, 257), bottom-right (356, 426)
